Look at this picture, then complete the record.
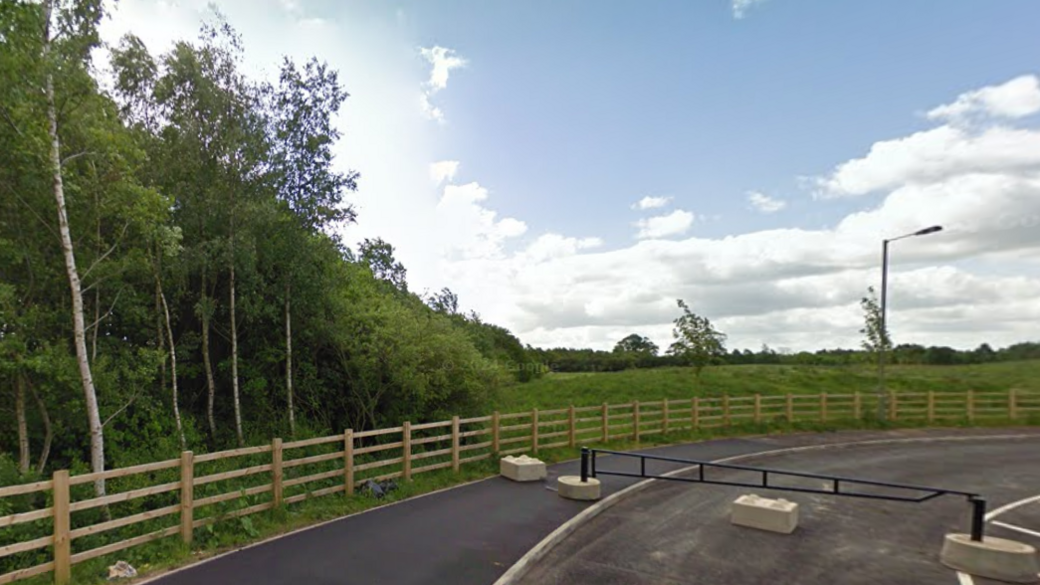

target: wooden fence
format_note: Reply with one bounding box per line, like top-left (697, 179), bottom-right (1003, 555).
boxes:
top-left (2, 389), bottom-right (1037, 584)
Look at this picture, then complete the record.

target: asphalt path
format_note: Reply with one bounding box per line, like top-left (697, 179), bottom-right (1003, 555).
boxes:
top-left (515, 429), bottom-right (1040, 585)
top-left (145, 436), bottom-right (770, 585)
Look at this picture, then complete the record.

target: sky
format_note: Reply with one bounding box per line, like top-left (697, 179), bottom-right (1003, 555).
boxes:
top-left (99, 0), bottom-right (1040, 353)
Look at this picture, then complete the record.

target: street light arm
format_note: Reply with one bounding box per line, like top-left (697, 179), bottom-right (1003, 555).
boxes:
top-left (887, 225), bottom-right (944, 243)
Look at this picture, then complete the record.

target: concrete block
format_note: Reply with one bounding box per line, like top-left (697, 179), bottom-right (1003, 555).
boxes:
top-left (557, 476), bottom-right (601, 501)
top-left (941, 533), bottom-right (1039, 584)
top-left (500, 455), bottom-right (547, 482)
top-left (730, 493), bottom-right (799, 534)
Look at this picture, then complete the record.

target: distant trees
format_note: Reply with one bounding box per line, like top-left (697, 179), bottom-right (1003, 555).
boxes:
top-left (613, 334), bottom-right (659, 356)
top-left (668, 300), bottom-right (727, 377)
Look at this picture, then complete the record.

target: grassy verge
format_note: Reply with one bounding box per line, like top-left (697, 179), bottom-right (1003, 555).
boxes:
top-left (496, 361), bottom-right (1040, 410)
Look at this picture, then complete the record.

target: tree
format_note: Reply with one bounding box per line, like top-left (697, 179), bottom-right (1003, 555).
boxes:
top-left (268, 56), bottom-right (358, 437)
top-left (426, 287), bottom-right (460, 315)
top-left (359, 238), bottom-right (407, 291)
top-left (40, 0), bottom-right (108, 497)
top-left (613, 334), bottom-right (659, 356)
top-left (668, 299), bottom-right (726, 377)
top-left (860, 286), bottom-right (891, 418)
top-left (859, 286), bottom-right (891, 360)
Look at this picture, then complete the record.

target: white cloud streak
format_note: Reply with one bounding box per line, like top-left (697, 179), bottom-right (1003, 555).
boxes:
top-left (732, 0), bottom-right (769, 19)
top-left (634, 210), bottom-right (696, 239)
top-left (430, 160), bottom-right (460, 185)
top-left (632, 195), bottom-right (673, 210)
top-left (926, 75), bottom-right (1040, 122)
top-left (747, 191), bottom-right (787, 213)
top-left (419, 45), bottom-right (467, 122)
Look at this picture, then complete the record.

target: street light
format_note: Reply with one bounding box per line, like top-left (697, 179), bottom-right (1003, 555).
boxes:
top-left (877, 225), bottom-right (943, 419)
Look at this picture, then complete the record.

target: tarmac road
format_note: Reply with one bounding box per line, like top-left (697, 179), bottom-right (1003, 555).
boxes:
top-left (514, 431), bottom-right (1040, 585)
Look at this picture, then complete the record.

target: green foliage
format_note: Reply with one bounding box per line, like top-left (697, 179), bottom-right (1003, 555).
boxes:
top-left (613, 334), bottom-right (659, 357)
top-left (860, 286), bottom-right (891, 360)
top-left (668, 299), bottom-right (727, 377)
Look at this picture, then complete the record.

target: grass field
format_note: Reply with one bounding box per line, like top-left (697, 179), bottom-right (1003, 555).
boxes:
top-left (495, 360), bottom-right (1040, 411)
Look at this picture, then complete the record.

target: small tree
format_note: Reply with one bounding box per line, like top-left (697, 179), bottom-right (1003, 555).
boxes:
top-left (860, 286), bottom-right (891, 419)
top-left (859, 286), bottom-right (891, 360)
top-left (668, 300), bottom-right (726, 377)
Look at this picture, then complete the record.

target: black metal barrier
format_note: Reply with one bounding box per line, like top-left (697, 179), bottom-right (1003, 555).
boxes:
top-left (579, 447), bottom-right (987, 541)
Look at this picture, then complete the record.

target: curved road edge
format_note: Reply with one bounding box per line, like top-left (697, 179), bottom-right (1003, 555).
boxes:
top-left (492, 431), bottom-right (1040, 585)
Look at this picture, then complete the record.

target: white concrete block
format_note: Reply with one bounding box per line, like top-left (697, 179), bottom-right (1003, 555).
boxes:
top-left (500, 455), bottom-right (547, 482)
top-left (730, 493), bottom-right (799, 534)
top-left (557, 476), bottom-right (601, 501)
top-left (941, 533), bottom-right (1039, 584)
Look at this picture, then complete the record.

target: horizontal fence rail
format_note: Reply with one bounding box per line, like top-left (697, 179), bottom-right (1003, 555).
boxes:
top-left (1, 388), bottom-right (1037, 584)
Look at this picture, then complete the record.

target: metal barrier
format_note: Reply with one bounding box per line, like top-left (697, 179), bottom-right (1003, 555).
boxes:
top-left (580, 447), bottom-right (987, 541)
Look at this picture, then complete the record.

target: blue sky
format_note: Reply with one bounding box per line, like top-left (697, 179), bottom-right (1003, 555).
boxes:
top-left (421, 0), bottom-right (1040, 240)
top-left (102, 0), bottom-right (1040, 352)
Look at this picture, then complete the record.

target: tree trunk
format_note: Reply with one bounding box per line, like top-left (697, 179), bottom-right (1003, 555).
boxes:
top-left (200, 291), bottom-right (217, 439)
top-left (230, 257), bottom-right (244, 446)
top-left (158, 283), bottom-right (185, 450)
top-left (285, 287), bottom-right (295, 438)
top-left (92, 287), bottom-right (99, 363)
top-left (16, 376), bottom-right (30, 475)
top-left (46, 49), bottom-right (106, 497)
top-left (29, 381), bottom-right (52, 474)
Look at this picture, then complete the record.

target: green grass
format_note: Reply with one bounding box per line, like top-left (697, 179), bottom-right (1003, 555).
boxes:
top-left (494, 360), bottom-right (1040, 411)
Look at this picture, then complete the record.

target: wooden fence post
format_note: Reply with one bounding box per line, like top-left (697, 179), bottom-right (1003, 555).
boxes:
top-left (402, 422), bottom-right (412, 481)
top-left (53, 469), bottom-right (71, 585)
top-left (632, 401), bottom-right (640, 442)
top-left (601, 403), bottom-right (609, 442)
top-left (785, 393), bottom-right (793, 422)
top-left (662, 400), bottom-right (669, 434)
top-left (344, 429), bottom-right (355, 496)
top-left (692, 397), bottom-right (699, 430)
top-left (272, 438), bottom-right (283, 508)
top-left (531, 409), bottom-right (539, 454)
top-left (967, 390), bottom-right (975, 423)
top-left (927, 391), bottom-right (935, 423)
top-left (853, 392), bottom-right (862, 419)
top-left (492, 412), bottom-right (500, 454)
top-left (1009, 389), bottom-right (1017, 420)
top-left (723, 395), bottom-right (731, 427)
top-left (568, 405), bottom-right (576, 448)
top-left (180, 451), bottom-right (194, 546)
top-left (889, 391), bottom-right (898, 421)
top-left (820, 393), bottom-right (828, 422)
top-left (452, 416), bottom-right (461, 472)
top-left (753, 394), bottom-right (761, 424)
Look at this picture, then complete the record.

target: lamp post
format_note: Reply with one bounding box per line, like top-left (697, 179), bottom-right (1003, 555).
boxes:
top-left (877, 225), bottom-right (943, 419)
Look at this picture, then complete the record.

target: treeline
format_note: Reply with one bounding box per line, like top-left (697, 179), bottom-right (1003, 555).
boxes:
top-left (534, 341), bottom-right (1040, 373)
top-left (0, 3), bottom-right (537, 484)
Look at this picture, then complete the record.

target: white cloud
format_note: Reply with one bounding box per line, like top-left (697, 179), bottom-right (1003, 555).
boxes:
top-left (430, 160), bottom-right (460, 185)
top-left (815, 125), bottom-right (1040, 198)
top-left (420, 46), bottom-right (466, 91)
top-left (732, 0), bottom-right (769, 19)
top-left (419, 45), bottom-right (466, 122)
top-left (747, 191), bottom-right (787, 213)
top-left (522, 234), bottom-right (604, 263)
top-left (634, 210), bottom-right (696, 239)
top-left (926, 75), bottom-right (1040, 122)
top-left (632, 195), bottom-right (672, 210)
top-left (434, 182), bottom-right (527, 260)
